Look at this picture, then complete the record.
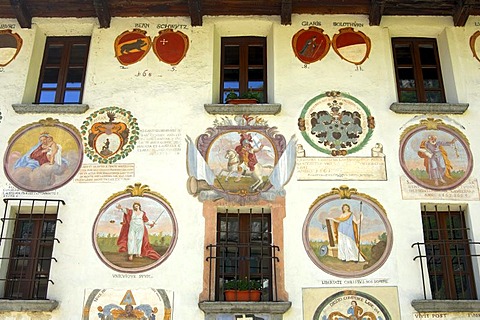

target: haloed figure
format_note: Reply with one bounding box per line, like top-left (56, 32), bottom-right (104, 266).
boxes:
top-left (116, 202), bottom-right (161, 261)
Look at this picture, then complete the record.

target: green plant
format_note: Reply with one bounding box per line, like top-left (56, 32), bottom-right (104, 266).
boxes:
top-left (224, 278), bottom-right (262, 291)
top-left (226, 90), bottom-right (239, 100)
top-left (240, 90), bottom-right (262, 102)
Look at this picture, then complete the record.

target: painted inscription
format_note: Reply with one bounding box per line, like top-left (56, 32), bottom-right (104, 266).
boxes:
top-left (400, 176), bottom-right (479, 200)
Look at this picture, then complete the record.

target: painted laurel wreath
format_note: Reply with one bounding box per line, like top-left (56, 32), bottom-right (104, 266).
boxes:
top-left (80, 106), bottom-right (140, 164)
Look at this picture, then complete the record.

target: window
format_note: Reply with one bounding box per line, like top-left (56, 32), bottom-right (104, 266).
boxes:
top-left (421, 205), bottom-right (476, 300)
top-left (36, 37), bottom-right (90, 104)
top-left (0, 199), bottom-right (63, 299)
top-left (392, 38), bottom-right (445, 103)
top-left (207, 208), bottom-right (278, 301)
top-left (221, 37), bottom-right (267, 103)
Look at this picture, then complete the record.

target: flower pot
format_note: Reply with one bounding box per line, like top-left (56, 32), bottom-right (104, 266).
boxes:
top-left (224, 289), bottom-right (261, 301)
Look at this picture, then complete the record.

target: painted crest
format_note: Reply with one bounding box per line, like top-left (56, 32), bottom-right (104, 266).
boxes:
top-left (186, 116), bottom-right (297, 203)
top-left (81, 106), bottom-right (139, 164)
top-left (303, 185), bottom-right (392, 278)
top-left (399, 117), bottom-right (473, 191)
top-left (153, 29), bottom-right (189, 66)
top-left (470, 30), bottom-right (480, 63)
top-left (3, 118), bottom-right (83, 192)
top-left (332, 27), bottom-right (371, 66)
top-left (92, 183), bottom-right (178, 273)
top-left (292, 26), bottom-right (331, 64)
top-left (0, 29), bottom-right (22, 67)
top-left (83, 288), bottom-right (173, 320)
top-left (114, 29), bottom-right (151, 66)
top-left (298, 91), bottom-right (375, 156)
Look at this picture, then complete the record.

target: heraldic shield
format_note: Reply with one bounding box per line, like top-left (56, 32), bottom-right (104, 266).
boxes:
top-left (0, 29), bottom-right (23, 67)
top-left (292, 26), bottom-right (331, 64)
top-left (114, 29), bottom-right (152, 66)
top-left (153, 29), bottom-right (189, 66)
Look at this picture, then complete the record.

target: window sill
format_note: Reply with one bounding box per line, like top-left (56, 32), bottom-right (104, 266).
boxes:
top-left (198, 301), bottom-right (291, 319)
top-left (0, 299), bottom-right (59, 312)
top-left (12, 103), bottom-right (89, 114)
top-left (389, 102), bottom-right (468, 114)
top-left (411, 299), bottom-right (480, 312)
top-left (204, 103), bottom-right (281, 115)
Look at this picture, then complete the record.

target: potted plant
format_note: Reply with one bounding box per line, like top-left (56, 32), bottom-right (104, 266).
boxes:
top-left (226, 89), bottom-right (263, 104)
top-left (223, 277), bottom-right (263, 301)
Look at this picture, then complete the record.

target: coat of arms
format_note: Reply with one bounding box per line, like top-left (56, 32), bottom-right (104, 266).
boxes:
top-left (153, 29), bottom-right (189, 66)
top-left (292, 26), bottom-right (331, 64)
top-left (114, 29), bottom-right (152, 66)
top-left (0, 29), bottom-right (22, 67)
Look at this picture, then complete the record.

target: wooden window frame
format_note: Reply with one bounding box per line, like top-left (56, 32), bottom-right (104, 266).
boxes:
top-left (392, 38), bottom-right (446, 103)
top-left (220, 36), bottom-right (267, 103)
top-left (421, 207), bottom-right (477, 300)
top-left (35, 36), bottom-right (90, 104)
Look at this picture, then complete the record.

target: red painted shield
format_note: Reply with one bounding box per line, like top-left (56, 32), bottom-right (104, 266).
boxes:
top-left (332, 27), bottom-right (371, 66)
top-left (153, 29), bottom-right (189, 66)
top-left (0, 29), bottom-right (23, 67)
top-left (114, 29), bottom-right (151, 66)
top-left (292, 27), bottom-right (330, 64)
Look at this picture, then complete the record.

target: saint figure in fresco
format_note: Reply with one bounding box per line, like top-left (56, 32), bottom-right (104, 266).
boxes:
top-left (116, 202), bottom-right (161, 261)
top-left (328, 204), bottom-right (365, 262)
top-left (234, 132), bottom-right (264, 181)
top-left (418, 135), bottom-right (457, 186)
top-left (300, 35), bottom-right (321, 58)
top-left (14, 132), bottom-right (66, 169)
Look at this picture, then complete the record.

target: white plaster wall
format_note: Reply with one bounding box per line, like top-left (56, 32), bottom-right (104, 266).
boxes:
top-left (0, 13), bottom-right (480, 320)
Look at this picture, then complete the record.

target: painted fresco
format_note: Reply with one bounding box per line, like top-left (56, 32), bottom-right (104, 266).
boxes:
top-left (470, 30), bottom-right (480, 63)
top-left (114, 29), bottom-right (152, 66)
top-left (292, 27), bottom-right (331, 64)
top-left (298, 91), bottom-right (375, 156)
top-left (81, 106), bottom-right (139, 164)
top-left (303, 287), bottom-right (401, 320)
top-left (399, 118), bottom-right (473, 191)
top-left (0, 29), bottom-right (22, 67)
top-left (93, 183), bottom-right (177, 273)
top-left (83, 288), bottom-right (172, 320)
top-left (3, 118), bottom-right (83, 192)
top-left (153, 29), bottom-right (189, 66)
top-left (186, 116), bottom-right (297, 203)
top-left (332, 27), bottom-right (371, 66)
top-left (303, 186), bottom-right (392, 277)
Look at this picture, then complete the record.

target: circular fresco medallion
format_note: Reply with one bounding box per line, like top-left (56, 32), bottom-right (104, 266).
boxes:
top-left (298, 91), bottom-right (374, 156)
top-left (303, 186), bottom-right (392, 278)
top-left (81, 106), bottom-right (139, 164)
top-left (3, 118), bottom-right (83, 192)
top-left (93, 184), bottom-right (178, 273)
top-left (399, 118), bottom-right (473, 191)
top-left (313, 290), bottom-right (391, 320)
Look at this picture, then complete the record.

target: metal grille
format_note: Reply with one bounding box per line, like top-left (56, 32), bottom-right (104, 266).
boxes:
top-left (0, 198), bottom-right (64, 299)
top-left (412, 204), bottom-right (479, 300)
top-left (206, 207), bottom-right (280, 301)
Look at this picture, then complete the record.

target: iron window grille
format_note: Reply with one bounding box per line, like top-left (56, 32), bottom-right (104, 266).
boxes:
top-left (412, 204), bottom-right (478, 300)
top-left (0, 198), bottom-right (64, 300)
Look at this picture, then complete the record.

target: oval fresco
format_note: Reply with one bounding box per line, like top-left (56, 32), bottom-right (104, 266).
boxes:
top-left (303, 186), bottom-right (392, 278)
top-left (298, 91), bottom-right (375, 156)
top-left (3, 118), bottom-right (83, 192)
top-left (399, 118), bottom-right (473, 191)
top-left (93, 184), bottom-right (178, 273)
top-left (205, 130), bottom-right (278, 195)
top-left (292, 26), bottom-right (331, 64)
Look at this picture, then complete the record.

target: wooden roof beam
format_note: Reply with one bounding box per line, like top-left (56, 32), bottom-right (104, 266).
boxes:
top-left (369, 0), bottom-right (384, 26)
top-left (188, 0), bottom-right (203, 26)
top-left (10, 0), bottom-right (31, 29)
top-left (281, 0), bottom-right (292, 25)
top-left (93, 0), bottom-right (111, 28)
top-left (453, 0), bottom-right (472, 26)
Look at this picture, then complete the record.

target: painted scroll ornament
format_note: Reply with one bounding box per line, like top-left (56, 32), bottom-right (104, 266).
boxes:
top-left (3, 118), bottom-right (83, 192)
top-left (303, 185), bottom-right (392, 278)
top-left (332, 27), bottom-right (371, 66)
top-left (292, 26), bottom-right (331, 64)
top-left (298, 91), bottom-right (375, 156)
top-left (0, 29), bottom-right (22, 67)
top-left (92, 183), bottom-right (178, 273)
top-left (153, 29), bottom-right (189, 65)
top-left (399, 118), bottom-right (473, 191)
top-left (81, 106), bottom-right (139, 164)
top-left (470, 30), bottom-right (480, 63)
top-left (114, 29), bottom-right (151, 66)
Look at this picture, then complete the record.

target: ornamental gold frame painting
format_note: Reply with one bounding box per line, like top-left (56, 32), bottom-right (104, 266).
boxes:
top-left (93, 183), bottom-right (178, 273)
top-left (303, 186), bottom-right (392, 278)
top-left (3, 118), bottom-right (83, 192)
